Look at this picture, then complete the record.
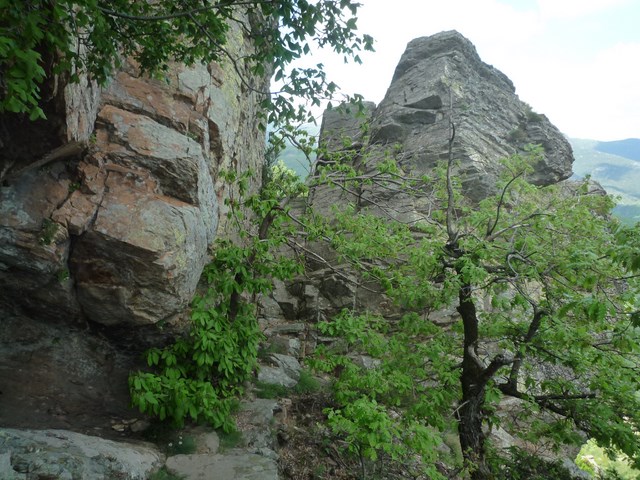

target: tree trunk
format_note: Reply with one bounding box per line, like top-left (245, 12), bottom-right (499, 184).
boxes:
top-left (457, 283), bottom-right (492, 480)
top-left (459, 371), bottom-right (492, 480)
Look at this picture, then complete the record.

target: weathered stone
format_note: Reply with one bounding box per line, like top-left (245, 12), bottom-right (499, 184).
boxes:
top-left (383, 31), bottom-right (572, 199)
top-left (269, 354), bottom-right (302, 381)
top-left (318, 101), bottom-right (376, 152)
top-left (272, 279), bottom-right (299, 320)
top-left (0, 429), bottom-right (163, 480)
top-left (320, 274), bottom-right (357, 309)
top-left (104, 67), bottom-right (202, 138)
top-left (71, 168), bottom-right (210, 326)
top-left (0, 452), bottom-right (26, 480)
top-left (0, 167), bottom-right (80, 319)
top-left (349, 354), bottom-right (382, 370)
top-left (165, 452), bottom-right (278, 480)
top-left (0, 9), bottom-right (268, 327)
top-left (236, 399), bottom-right (281, 453)
top-left (63, 70), bottom-right (102, 144)
top-left (265, 335), bottom-right (302, 357)
top-left (312, 30), bottom-right (574, 221)
top-left (267, 322), bottom-right (307, 335)
top-left (96, 105), bottom-right (209, 205)
top-left (0, 314), bottom-right (145, 432)
top-left (261, 295), bottom-right (285, 320)
top-left (258, 366), bottom-right (297, 388)
top-left (195, 431), bottom-right (220, 455)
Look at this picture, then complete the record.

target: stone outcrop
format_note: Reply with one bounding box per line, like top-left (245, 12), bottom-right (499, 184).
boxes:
top-left (297, 30), bottom-right (576, 322)
top-left (0, 429), bottom-right (163, 480)
top-left (0, 397), bottom-right (285, 480)
top-left (0, 12), bottom-right (268, 326)
top-left (0, 7), bottom-right (270, 452)
top-left (314, 30), bottom-right (574, 221)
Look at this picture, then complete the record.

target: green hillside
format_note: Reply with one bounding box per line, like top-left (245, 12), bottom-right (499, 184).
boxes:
top-left (570, 138), bottom-right (640, 224)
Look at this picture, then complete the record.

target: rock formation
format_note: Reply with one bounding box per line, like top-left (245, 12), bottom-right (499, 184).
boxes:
top-left (0, 26), bottom-right (581, 478)
top-left (284, 30), bottom-right (575, 328)
top-left (0, 8), bottom-right (270, 454)
top-left (0, 15), bottom-right (267, 326)
top-left (312, 30), bottom-right (573, 224)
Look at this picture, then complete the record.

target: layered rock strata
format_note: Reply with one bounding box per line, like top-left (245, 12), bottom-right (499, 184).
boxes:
top-left (0, 15), bottom-right (268, 326)
top-left (0, 11), bottom-right (269, 435)
top-left (312, 30), bottom-right (573, 224)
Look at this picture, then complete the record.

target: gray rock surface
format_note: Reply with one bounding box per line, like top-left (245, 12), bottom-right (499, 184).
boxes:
top-left (0, 429), bottom-right (163, 480)
top-left (0, 5), bottom-right (271, 450)
top-left (165, 451), bottom-right (278, 480)
top-left (164, 399), bottom-right (281, 480)
top-left (0, 10), bottom-right (269, 326)
top-left (313, 30), bottom-right (574, 221)
top-left (381, 31), bottom-right (572, 198)
top-left (258, 354), bottom-right (302, 388)
top-left (0, 314), bottom-right (141, 433)
top-left (258, 366), bottom-right (298, 388)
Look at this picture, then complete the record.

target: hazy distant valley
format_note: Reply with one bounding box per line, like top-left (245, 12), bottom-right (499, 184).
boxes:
top-left (571, 138), bottom-right (640, 223)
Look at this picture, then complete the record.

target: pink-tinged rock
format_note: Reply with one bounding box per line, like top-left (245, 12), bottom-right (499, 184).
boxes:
top-left (51, 161), bottom-right (108, 236)
top-left (96, 104), bottom-right (210, 205)
top-left (104, 68), bottom-right (202, 134)
top-left (71, 169), bottom-right (212, 326)
top-left (51, 190), bottom-right (100, 236)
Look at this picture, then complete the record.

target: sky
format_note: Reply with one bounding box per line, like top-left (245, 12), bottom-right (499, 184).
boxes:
top-left (307, 0), bottom-right (640, 141)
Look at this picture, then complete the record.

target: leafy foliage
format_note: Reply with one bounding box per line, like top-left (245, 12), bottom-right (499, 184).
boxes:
top-left (310, 310), bottom-right (455, 478)
top-left (0, 0), bottom-right (373, 123)
top-left (129, 165), bottom-right (304, 430)
top-left (129, 239), bottom-right (268, 431)
top-left (301, 143), bottom-right (640, 478)
top-left (493, 448), bottom-right (578, 480)
top-left (577, 439), bottom-right (640, 480)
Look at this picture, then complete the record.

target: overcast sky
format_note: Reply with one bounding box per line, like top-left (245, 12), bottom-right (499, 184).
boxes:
top-left (308, 0), bottom-right (640, 141)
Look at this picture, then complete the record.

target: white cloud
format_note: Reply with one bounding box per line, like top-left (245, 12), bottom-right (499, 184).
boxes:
top-left (300, 0), bottom-right (640, 140)
top-left (509, 41), bottom-right (640, 140)
top-left (536, 0), bottom-right (630, 19)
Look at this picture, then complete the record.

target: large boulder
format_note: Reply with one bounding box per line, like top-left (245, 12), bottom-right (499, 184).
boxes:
top-left (0, 12), bottom-right (268, 326)
top-left (0, 7), bottom-right (269, 441)
top-left (0, 429), bottom-right (163, 480)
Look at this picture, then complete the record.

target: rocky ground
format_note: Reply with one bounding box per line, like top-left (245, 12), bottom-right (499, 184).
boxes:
top-left (0, 300), bottom-right (326, 480)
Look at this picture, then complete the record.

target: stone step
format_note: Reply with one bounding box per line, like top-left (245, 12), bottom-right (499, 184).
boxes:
top-left (165, 451), bottom-right (278, 480)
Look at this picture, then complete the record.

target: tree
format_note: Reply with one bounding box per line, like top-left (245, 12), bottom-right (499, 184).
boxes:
top-left (302, 141), bottom-right (640, 478)
top-left (0, 0), bottom-right (373, 123)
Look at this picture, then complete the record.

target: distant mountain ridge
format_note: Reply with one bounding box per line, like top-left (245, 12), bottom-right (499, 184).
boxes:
top-left (595, 138), bottom-right (640, 161)
top-left (570, 137), bottom-right (640, 223)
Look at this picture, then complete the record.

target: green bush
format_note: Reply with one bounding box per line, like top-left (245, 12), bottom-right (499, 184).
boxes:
top-left (129, 166), bottom-right (305, 432)
top-left (148, 467), bottom-right (185, 480)
top-left (254, 381), bottom-right (290, 399)
top-left (294, 369), bottom-right (323, 395)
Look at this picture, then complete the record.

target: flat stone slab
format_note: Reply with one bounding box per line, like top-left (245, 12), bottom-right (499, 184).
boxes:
top-left (0, 428), bottom-right (163, 480)
top-left (166, 451), bottom-right (278, 480)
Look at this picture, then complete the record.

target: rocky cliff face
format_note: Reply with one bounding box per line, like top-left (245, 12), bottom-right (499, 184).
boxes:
top-left (0, 11), bottom-right (269, 439)
top-left (0, 15), bottom-right (268, 327)
top-left (274, 30), bottom-right (576, 327)
top-left (314, 30), bottom-right (573, 221)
